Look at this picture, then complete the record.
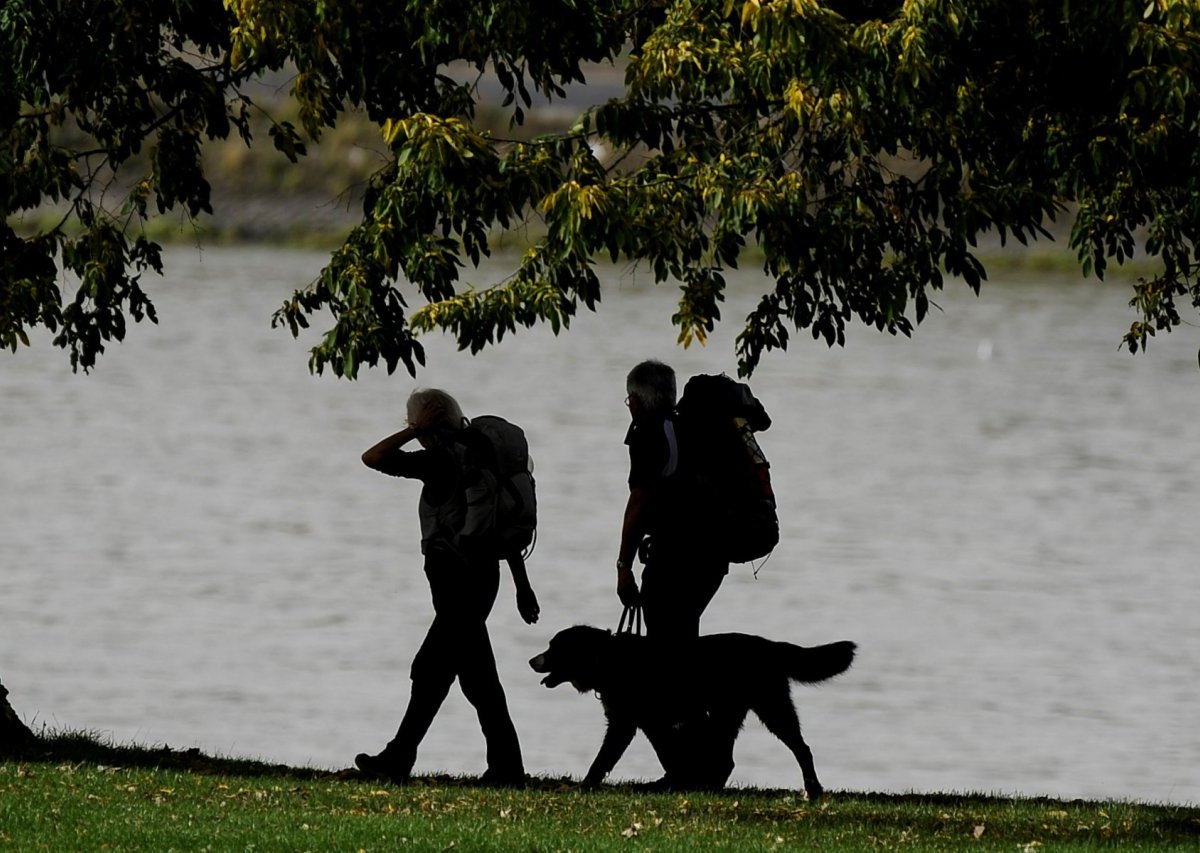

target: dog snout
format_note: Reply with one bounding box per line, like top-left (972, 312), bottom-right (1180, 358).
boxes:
top-left (529, 652), bottom-right (548, 672)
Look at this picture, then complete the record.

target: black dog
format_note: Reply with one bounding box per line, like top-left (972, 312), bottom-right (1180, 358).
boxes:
top-left (529, 625), bottom-right (855, 799)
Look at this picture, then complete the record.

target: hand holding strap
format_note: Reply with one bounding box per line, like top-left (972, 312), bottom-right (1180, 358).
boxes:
top-left (617, 604), bottom-right (643, 636)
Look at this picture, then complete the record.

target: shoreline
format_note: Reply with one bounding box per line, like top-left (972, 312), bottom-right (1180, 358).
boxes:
top-left (7, 731), bottom-right (1195, 808)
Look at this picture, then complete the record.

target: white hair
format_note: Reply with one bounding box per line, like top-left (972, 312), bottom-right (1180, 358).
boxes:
top-left (626, 360), bottom-right (676, 415)
top-left (406, 388), bottom-right (467, 431)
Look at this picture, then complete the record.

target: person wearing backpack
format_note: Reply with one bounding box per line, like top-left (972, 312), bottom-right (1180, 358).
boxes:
top-left (354, 389), bottom-right (537, 787)
top-left (616, 360), bottom-right (731, 639)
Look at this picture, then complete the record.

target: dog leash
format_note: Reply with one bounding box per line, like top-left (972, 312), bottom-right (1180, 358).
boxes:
top-left (617, 604), bottom-right (643, 636)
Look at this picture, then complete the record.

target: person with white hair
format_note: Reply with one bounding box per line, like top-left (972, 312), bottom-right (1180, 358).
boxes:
top-left (616, 360), bottom-right (730, 639)
top-left (354, 388), bottom-right (527, 787)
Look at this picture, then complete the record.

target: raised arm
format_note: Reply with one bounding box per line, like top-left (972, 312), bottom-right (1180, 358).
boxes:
top-left (361, 426), bottom-right (422, 471)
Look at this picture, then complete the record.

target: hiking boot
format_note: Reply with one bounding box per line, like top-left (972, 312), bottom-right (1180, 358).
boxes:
top-left (354, 751), bottom-right (410, 784)
top-left (478, 767), bottom-right (527, 789)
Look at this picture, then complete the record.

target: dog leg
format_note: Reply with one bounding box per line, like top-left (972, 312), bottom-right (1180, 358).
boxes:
top-left (753, 695), bottom-right (823, 801)
top-left (583, 717), bottom-right (637, 787)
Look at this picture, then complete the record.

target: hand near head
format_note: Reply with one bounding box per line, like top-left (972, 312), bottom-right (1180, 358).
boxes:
top-left (408, 398), bottom-right (447, 432)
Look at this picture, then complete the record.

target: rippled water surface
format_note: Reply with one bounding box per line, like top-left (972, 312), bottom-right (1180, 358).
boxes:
top-left (3, 245), bottom-right (1198, 804)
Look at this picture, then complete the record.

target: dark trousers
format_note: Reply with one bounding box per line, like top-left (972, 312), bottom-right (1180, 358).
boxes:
top-left (640, 535), bottom-right (729, 640)
top-left (381, 546), bottom-right (523, 776)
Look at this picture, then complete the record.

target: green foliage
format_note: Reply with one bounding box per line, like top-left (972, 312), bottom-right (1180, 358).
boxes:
top-left (1, 0), bottom-right (238, 366)
top-left (5, 1), bottom-right (1200, 375)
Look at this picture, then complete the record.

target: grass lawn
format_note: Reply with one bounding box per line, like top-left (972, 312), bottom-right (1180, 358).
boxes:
top-left (1, 735), bottom-right (1197, 851)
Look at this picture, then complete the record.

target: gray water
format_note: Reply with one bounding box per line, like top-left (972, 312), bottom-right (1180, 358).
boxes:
top-left (3, 245), bottom-right (1198, 804)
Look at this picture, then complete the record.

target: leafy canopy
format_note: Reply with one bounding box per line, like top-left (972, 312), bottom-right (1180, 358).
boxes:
top-left (4, 0), bottom-right (1200, 377)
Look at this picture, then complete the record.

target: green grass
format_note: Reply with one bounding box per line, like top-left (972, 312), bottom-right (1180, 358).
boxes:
top-left (1, 735), bottom-right (1197, 851)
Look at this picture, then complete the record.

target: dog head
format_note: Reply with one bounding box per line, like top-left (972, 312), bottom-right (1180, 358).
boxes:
top-left (529, 625), bottom-right (615, 692)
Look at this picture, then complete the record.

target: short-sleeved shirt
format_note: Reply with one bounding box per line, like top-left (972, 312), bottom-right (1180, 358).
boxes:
top-left (625, 414), bottom-right (681, 532)
top-left (625, 414), bottom-right (679, 488)
top-left (375, 445), bottom-right (458, 505)
top-left (376, 430), bottom-right (497, 553)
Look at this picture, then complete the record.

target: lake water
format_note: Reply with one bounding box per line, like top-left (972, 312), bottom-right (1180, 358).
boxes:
top-left (3, 245), bottom-right (1198, 804)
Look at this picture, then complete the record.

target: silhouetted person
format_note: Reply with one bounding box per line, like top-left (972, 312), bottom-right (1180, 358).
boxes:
top-left (355, 389), bottom-right (530, 787)
top-left (616, 360), bottom-right (730, 638)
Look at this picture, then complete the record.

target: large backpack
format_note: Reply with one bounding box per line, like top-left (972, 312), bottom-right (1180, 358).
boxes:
top-left (466, 415), bottom-right (538, 560)
top-left (674, 374), bottom-right (779, 563)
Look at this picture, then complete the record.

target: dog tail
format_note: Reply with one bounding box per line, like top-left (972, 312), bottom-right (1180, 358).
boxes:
top-left (784, 640), bottom-right (856, 684)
